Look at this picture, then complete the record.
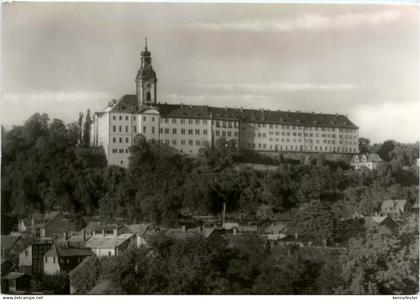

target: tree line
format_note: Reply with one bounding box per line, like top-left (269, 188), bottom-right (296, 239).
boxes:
top-left (1, 113), bottom-right (419, 233)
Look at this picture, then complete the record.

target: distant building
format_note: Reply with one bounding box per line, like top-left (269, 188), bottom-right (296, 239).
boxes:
top-left (43, 243), bottom-right (94, 275)
top-left (1, 235), bottom-right (21, 261)
top-left (18, 212), bottom-right (77, 239)
top-left (364, 216), bottom-right (399, 232)
top-left (125, 224), bottom-right (153, 248)
top-left (350, 153), bottom-right (383, 170)
top-left (18, 238), bottom-right (54, 276)
top-left (380, 200), bottom-right (407, 218)
top-left (91, 42), bottom-right (359, 168)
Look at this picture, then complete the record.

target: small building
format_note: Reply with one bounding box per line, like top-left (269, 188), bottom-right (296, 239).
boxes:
top-left (43, 243), bottom-right (94, 275)
top-left (365, 216), bottom-right (399, 232)
top-left (350, 153), bottom-right (383, 170)
top-left (86, 233), bottom-right (134, 257)
top-left (125, 224), bottom-right (153, 248)
top-left (1, 272), bottom-right (30, 293)
top-left (380, 200), bottom-right (407, 219)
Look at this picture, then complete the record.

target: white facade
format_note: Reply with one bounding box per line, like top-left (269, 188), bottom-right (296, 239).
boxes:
top-left (18, 245), bottom-right (32, 268)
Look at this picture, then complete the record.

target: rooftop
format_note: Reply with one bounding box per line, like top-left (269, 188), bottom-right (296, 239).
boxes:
top-left (105, 95), bottom-right (358, 129)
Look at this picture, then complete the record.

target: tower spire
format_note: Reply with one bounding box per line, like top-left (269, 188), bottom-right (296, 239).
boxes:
top-left (145, 37), bottom-right (148, 51)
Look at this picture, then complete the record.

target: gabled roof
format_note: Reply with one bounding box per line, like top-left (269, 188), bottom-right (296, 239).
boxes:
top-left (1, 235), bottom-right (21, 252)
top-left (102, 95), bottom-right (358, 129)
top-left (351, 154), bottom-right (383, 163)
top-left (86, 234), bottom-right (133, 249)
top-left (2, 272), bottom-right (28, 280)
top-left (126, 224), bottom-right (150, 236)
top-left (381, 200), bottom-right (407, 212)
top-left (44, 243), bottom-right (94, 258)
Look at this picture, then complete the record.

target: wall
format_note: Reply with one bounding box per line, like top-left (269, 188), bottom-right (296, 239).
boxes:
top-left (44, 255), bottom-right (60, 275)
top-left (18, 245), bottom-right (32, 267)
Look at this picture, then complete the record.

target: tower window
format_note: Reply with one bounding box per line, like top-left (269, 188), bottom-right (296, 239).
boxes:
top-left (126, 116), bottom-right (128, 121)
top-left (146, 91), bottom-right (151, 101)
top-left (172, 128), bottom-right (177, 134)
top-left (195, 129), bottom-right (199, 135)
top-left (152, 127), bottom-right (155, 133)
top-left (133, 126), bottom-right (137, 133)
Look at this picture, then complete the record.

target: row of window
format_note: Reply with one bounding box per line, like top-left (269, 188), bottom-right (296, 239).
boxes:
top-left (163, 140), bottom-right (202, 146)
top-left (215, 131), bottom-right (239, 137)
top-left (246, 143), bottom-right (357, 153)
top-left (112, 148), bottom-right (129, 154)
top-left (162, 118), bottom-right (208, 125)
top-left (161, 128), bottom-right (208, 135)
top-left (113, 125), bottom-right (137, 133)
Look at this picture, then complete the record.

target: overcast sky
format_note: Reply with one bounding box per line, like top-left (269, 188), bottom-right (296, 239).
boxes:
top-left (2, 3), bottom-right (419, 143)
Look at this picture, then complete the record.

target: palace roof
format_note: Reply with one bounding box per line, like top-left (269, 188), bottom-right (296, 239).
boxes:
top-left (105, 94), bottom-right (358, 129)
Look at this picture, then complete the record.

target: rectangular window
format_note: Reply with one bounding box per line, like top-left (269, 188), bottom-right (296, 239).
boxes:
top-left (126, 116), bottom-right (128, 121)
top-left (181, 119), bottom-right (185, 124)
top-left (172, 118), bottom-right (176, 124)
top-left (53, 257), bottom-right (56, 263)
top-left (113, 137), bottom-right (116, 143)
top-left (172, 128), bottom-right (177, 134)
top-left (152, 117), bottom-right (155, 122)
top-left (188, 129), bottom-right (193, 135)
top-left (126, 138), bottom-right (129, 143)
top-left (172, 140), bottom-right (176, 145)
top-left (133, 116), bottom-right (136, 121)
top-left (203, 120), bottom-right (208, 125)
top-left (119, 116), bottom-right (122, 121)
top-left (181, 129), bottom-right (185, 134)
top-left (113, 126), bottom-right (116, 132)
top-left (126, 126), bottom-right (128, 132)
top-left (195, 129), bottom-right (200, 135)
top-left (195, 119), bottom-right (200, 124)
top-left (165, 128), bottom-right (169, 134)
top-left (188, 119), bottom-right (193, 124)
top-left (119, 137), bottom-right (122, 143)
top-left (152, 127), bottom-right (155, 133)
top-left (189, 140), bottom-right (193, 145)
top-left (196, 140), bottom-right (200, 145)
top-left (143, 116), bottom-right (146, 121)
top-left (160, 128), bottom-right (163, 134)
top-left (216, 130), bottom-right (220, 136)
top-left (181, 140), bottom-right (185, 145)
top-left (119, 126), bottom-right (122, 132)
top-left (113, 115), bottom-right (116, 120)
top-left (203, 129), bottom-right (208, 135)
top-left (133, 126), bottom-right (137, 133)
top-left (143, 126), bottom-right (146, 133)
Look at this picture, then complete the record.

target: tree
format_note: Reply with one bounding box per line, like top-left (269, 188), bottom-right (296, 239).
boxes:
top-left (338, 220), bottom-right (419, 294)
top-left (83, 109), bottom-right (92, 147)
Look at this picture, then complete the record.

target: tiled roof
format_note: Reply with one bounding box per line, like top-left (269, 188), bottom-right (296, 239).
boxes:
top-left (381, 200), bottom-right (407, 211)
top-left (1, 235), bottom-right (21, 251)
top-left (126, 224), bottom-right (150, 236)
top-left (2, 272), bottom-right (28, 280)
top-left (86, 234), bottom-right (133, 249)
top-left (104, 95), bottom-right (358, 129)
top-left (45, 243), bottom-right (94, 258)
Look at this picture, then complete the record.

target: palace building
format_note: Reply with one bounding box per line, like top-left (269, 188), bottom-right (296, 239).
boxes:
top-left (91, 42), bottom-right (359, 168)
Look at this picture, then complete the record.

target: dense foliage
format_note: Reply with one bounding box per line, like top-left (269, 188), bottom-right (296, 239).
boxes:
top-left (76, 216), bottom-right (418, 295)
top-left (1, 114), bottom-right (419, 233)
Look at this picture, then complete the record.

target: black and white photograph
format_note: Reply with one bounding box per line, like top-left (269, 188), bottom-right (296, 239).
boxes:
top-left (1, 0), bottom-right (419, 297)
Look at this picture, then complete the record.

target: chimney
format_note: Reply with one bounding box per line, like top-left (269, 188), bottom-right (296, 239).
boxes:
top-left (294, 233), bottom-right (298, 240)
top-left (83, 229), bottom-right (87, 241)
top-left (233, 227), bottom-right (237, 235)
top-left (113, 228), bottom-right (118, 237)
top-left (322, 239), bottom-right (327, 248)
top-left (181, 225), bottom-right (186, 233)
top-left (114, 244), bottom-right (118, 257)
top-left (63, 232), bottom-right (68, 241)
